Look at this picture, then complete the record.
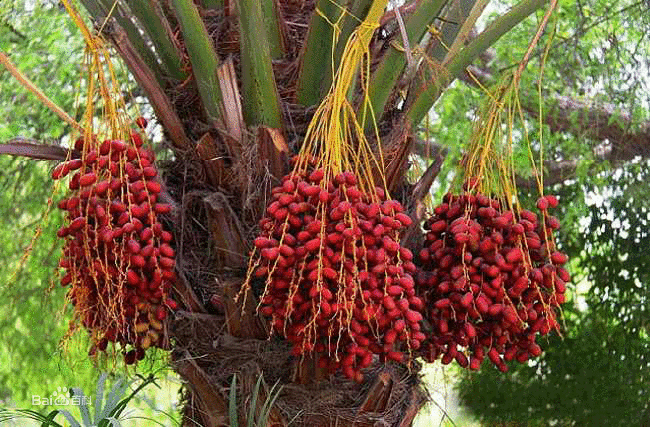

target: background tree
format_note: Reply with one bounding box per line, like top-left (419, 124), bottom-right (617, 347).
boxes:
top-left (1, 0), bottom-right (648, 426)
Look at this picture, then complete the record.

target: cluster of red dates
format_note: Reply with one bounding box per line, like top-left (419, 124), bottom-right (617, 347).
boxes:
top-left (53, 118), bottom-right (177, 364)
top-left (251, 159), bottom-right (423, 381)
top-left (416, 191), bottom-right (568, 371)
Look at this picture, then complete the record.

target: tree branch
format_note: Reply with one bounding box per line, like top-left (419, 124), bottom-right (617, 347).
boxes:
top-left (522, 95), bottom-right (650, 186)
top-left (0, 138), bottom-right (78, 161)
top-left (0, 52), bottom-right (83, 133)
top-left (460, 64), bottom-right (650, 185)
top-left (525, 95), bottom-right (650, 161)
top-left (414, 90), bottom-right (650, 187)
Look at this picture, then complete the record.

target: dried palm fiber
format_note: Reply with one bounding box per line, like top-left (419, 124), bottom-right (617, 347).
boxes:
top-left (171, 320), bottom-right (427, 426)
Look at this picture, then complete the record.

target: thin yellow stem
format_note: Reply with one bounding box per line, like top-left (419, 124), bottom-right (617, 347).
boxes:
top-left (0, 51), bottom-right (83, 133)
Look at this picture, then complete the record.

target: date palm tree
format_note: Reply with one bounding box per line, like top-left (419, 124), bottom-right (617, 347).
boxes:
top-left (8, 0), bottom-right (551, 425)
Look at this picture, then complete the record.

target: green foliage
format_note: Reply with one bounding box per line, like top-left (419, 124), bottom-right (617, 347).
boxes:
top-left (0, 0), bottom-right (84, 141)
top-left (457, 309), bottom-right (650, 426)
top-left (562, 160), bottom-right (650, 328)
top-left (417, 80), bottom-right (482, 199)
top-left (227, 374), bottom-right (284, 427)
top-left (0, 373), bottom-right (172, 427)
top-left (499, 0), bottom-right (650, 115)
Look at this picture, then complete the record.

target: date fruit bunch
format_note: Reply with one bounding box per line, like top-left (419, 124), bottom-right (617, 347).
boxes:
top-left (247, 156), bottom-right (423, 382)
top-left (416, 190), bottom-right (569, 372)
top-left (52, 117), bottom-right (178, 365)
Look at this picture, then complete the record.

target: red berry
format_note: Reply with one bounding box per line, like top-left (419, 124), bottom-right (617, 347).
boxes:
top-left (536, 197), bottom-right (549, 211)
top-left (135, 116), bottom-right (148, 129)
top-left (550, 251), bottom-right (568, 265)
top-left (545, 195), bottom-right (559, 208)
